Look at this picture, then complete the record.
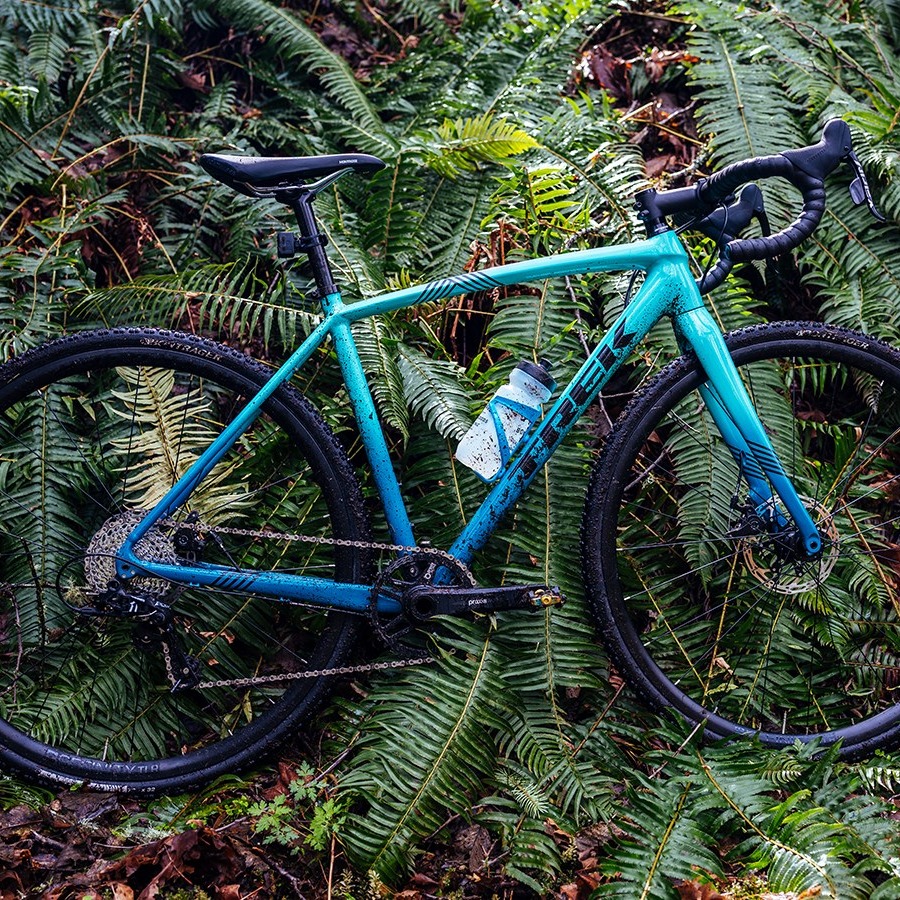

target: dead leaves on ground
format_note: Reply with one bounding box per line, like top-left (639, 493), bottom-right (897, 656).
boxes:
top-left (574, 13), bottom-right (702, 175)
top-left (52, 827), bottom-right (243, 900)
top-left (0, 791), bottom-right (280, 900)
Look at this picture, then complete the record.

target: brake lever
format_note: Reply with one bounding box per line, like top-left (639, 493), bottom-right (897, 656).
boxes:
top-left (845, 151), bottom-right (887, 222)
top-left (694, 183), bottom-right (769, 244)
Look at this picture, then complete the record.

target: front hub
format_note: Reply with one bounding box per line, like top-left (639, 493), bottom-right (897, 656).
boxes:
top-left (740, 498), bottom-right (839, 594)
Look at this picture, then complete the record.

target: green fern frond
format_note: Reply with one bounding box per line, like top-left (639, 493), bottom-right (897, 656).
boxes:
top-left (340, 620), bottom-right (503, 884)
top-left (695, 746), bottom-right (888, 899)
top-left (26, 30), bottom-right (68, 83)
top-left (109, 366), bottom-right (254, 521)
top-left (497, 761), bottom-right (555, 818)
top-left (419, 114), bottom-right (538, 178)
top-left (494, 693), bottom-right (619, 823)
top-left (209, 0), bottom-right (383, 135)
top-left (81, 260), bottom-right (319, 346)
top-left (350, 317), bottom-right (409, 438)
top-left (418, 173), bottom-right (493, 278)
top-left (477, 796), bottom-right (564, 893)
top-left (682, 1), bottom-right (808, 165)
top-left (396, 344), bottom-right (472, 442)
top-left (850, 755), bottom-right (900, 792)
top-left (597, 774), bottom-right (722, 899)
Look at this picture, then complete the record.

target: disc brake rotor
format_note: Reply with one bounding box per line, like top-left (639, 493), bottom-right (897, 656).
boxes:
top-left (741, 498), bottom-right (841, 595)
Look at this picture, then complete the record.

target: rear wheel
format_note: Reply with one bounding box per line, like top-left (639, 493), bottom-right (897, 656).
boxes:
top-left (0, 328), bottom-right (369, 793)
top-left (583, 323), bottom-right (900, 759)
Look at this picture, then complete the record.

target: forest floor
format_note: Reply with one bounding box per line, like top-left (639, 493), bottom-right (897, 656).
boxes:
top-left (0, 752), bottom-right (816, 900)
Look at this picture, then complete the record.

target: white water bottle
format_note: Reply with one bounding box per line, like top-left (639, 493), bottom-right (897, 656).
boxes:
top-left (455, 359), bottom-right (556, 482)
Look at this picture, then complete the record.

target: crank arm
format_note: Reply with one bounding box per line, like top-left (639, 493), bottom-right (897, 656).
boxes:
top-left (404, 584), bottom-right (565, 620)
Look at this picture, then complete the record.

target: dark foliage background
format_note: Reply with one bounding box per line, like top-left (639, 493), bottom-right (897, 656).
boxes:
top-left (1, 0), bottom-right (899, 896)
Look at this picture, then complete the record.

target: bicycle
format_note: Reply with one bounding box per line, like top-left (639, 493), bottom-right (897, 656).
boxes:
top-left (0, 119), bottom-right (895, 794)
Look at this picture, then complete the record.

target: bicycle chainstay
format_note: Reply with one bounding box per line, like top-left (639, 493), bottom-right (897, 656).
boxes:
top-left (145, 517), bottom-right (468, 690)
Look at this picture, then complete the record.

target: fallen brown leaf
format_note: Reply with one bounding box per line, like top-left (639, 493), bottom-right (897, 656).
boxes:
top-left (675, 880), bottom-right (727, 900)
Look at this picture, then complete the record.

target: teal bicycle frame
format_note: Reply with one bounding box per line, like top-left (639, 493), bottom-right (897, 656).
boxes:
top-left (116, 228), bottom-right (822, 612)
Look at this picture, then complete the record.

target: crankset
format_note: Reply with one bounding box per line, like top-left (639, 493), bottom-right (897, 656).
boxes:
top-left (368, 549), bottom-right (565, 655)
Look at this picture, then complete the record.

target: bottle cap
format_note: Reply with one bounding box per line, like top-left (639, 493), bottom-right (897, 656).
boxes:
top-left (515, 359), bottom-right (555, 388)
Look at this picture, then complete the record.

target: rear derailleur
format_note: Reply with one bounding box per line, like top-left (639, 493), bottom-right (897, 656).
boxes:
top-left (132, 616), bottom-right (204, 692)
top-left (73, 582), bottom-right (204, 692)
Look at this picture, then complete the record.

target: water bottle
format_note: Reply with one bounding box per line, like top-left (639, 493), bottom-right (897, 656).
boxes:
top-left (455, 359), bottom-right (556, 482)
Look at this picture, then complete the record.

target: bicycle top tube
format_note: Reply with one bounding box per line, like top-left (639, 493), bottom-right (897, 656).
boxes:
top-left (118, 230), bottom-right (698, 589)
top-left (333, 230), bottom-right (693, 323)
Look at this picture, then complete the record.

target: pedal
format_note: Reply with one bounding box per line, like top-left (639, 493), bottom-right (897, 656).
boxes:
top-left (525, 586), bottom-right (566, 608)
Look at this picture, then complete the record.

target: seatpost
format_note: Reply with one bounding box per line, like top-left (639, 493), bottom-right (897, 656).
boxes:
top-left (288, 192), bottom-right (338, 299)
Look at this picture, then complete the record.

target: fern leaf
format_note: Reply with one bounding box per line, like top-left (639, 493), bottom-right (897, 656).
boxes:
top-left (212, 0), bottom-right (383, 134)
top-left (396, 344), bottom-right (472, 441)
top-left (26, 30), bottom-right (68, 83)
top-left (598, 775), bottom-right (722, 899)
top-left (340, 620), bottom-right (503, 884)
top-left (478, 796), bottom-right (565, 892)
top-left (350, 317), bottom-right (409, 438)
top-left (420, 114), bottom-right (538, 178)
top-left (682, 3), bottom-right (807, 164)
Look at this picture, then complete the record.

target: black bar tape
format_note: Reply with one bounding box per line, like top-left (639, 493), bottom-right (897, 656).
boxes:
top-left (697, 257), bottom-right (734, 295)
top-left (691, 120), bottom-right (851, 266)
top-left (698, 157), bottom-right (825, 263)
top-left (698, 155), bottom-right (794, 208)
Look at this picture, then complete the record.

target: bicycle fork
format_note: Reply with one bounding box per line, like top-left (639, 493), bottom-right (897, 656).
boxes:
top-left (673, 306), bottom-right (822, 557)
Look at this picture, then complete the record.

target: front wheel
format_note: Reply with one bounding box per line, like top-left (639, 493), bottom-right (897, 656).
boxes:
top-left (0, 328), bottom-right (370, 793)
top-left (583, 322), bottom-right (900, 759)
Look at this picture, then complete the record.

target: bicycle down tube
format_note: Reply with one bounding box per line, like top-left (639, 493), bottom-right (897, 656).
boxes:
top-left (117, 228), bottom-right (821, 609)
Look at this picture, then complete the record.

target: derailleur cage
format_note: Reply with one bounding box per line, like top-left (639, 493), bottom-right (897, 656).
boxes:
top-left (132, 619), bottom-right (203, 691)
top-left (173, 511), bottom-right (207, 560)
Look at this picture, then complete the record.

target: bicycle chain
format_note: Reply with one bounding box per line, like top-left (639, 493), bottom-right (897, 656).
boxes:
top-left (160, 638), bottom-right (433, 691)
top-left (169, 517), bottom-right (449, 559)
top-left (153, 517), bottom-right (463, 690)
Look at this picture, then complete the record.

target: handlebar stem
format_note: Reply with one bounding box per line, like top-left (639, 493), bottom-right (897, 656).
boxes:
top-left (634, 185), bottom-right (702, 237)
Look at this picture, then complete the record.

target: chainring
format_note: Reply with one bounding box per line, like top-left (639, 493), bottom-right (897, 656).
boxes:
top-left (368, 550), bottom-right (476, 654)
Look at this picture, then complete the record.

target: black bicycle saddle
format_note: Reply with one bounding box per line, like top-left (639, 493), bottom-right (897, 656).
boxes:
top-left (199, 152), bottom-right (386, 196)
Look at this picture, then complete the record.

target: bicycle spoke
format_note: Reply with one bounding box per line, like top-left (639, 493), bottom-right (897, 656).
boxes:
top-left (0, 334), bottom-right (366, 789)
